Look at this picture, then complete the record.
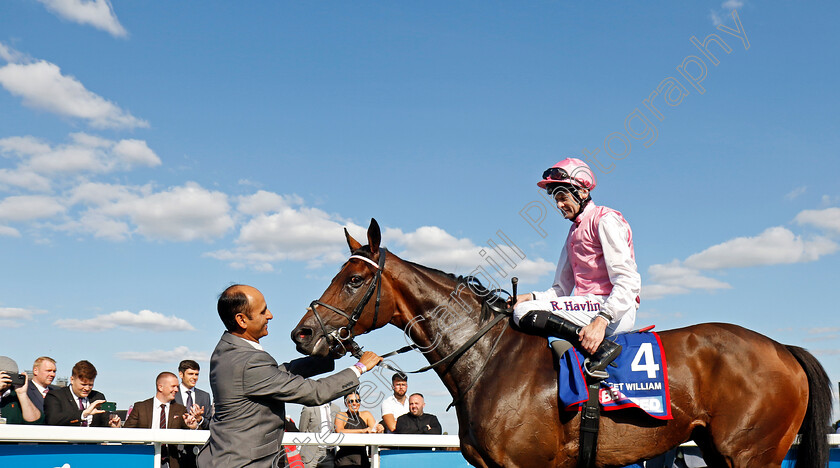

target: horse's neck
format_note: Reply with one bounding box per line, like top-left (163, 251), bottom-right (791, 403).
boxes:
top-left (389, 266), bottom-right (504, 396)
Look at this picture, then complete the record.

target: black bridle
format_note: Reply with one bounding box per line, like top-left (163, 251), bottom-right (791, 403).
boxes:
top-left (308, 248), bottom-right (387, 358)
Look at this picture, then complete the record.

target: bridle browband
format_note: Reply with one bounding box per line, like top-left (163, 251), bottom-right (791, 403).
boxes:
top-left (308, 248), bottom-right (387, 358)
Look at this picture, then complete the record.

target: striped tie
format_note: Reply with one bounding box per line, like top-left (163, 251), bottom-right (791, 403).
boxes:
top-left (78, 398), bottom-right (88, 427)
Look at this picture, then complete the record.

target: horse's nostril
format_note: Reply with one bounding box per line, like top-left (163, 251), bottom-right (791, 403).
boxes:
top-left (297, 328), bottom-right (313, 340)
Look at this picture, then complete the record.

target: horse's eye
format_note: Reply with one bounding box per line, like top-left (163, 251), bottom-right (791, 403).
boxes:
top-left (348, 275), bottom-right (364, 287)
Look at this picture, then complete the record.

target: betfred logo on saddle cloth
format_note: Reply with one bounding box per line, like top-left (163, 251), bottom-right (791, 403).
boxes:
top-left (554, 331), bottom-right (672, 419)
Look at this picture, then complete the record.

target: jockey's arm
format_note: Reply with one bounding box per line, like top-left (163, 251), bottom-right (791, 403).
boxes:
top-left (598, 213), bottom-right (641, 325)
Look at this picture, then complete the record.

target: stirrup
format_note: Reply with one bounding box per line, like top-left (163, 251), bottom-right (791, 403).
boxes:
top-left (582, 358), bottom-right (610, 380)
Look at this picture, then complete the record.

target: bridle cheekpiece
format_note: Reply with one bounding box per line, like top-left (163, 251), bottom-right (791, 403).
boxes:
top-left (308, 248), bottom-right (387, 358)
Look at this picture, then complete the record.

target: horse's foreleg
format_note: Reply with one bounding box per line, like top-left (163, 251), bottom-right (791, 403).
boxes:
top-left (460, 443), bottom-right (493, 468)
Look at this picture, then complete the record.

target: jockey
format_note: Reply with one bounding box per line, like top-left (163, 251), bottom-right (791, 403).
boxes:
top-left (512, 158), bottom-right (641, 373)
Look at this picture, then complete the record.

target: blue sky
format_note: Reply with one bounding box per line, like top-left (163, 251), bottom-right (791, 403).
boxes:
top-left (1, 1), bottom-right (838, 432)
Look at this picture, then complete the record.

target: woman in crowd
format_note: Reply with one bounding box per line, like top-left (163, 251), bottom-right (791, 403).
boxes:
top-left (334, 391), bottom-right (381, 468)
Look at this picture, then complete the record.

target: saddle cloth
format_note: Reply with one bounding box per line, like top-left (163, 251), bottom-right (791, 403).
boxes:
top-left (553, 331), bottom-right (672, 420)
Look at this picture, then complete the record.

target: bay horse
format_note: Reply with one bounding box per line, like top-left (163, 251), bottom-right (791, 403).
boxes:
top-left (291, 219), bottom-right (831, 468)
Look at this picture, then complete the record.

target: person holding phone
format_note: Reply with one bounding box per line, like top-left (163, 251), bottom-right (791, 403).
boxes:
top-left (0, 355), bottom-right (42, 424)
top-left (43, 360), bottom-right (121, 427)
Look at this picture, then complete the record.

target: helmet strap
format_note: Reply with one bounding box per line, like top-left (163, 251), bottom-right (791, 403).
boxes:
top-left (569, 194), bottom-right (591, 221)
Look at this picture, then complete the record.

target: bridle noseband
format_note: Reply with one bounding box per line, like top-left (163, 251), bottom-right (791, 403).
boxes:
top-left (309, 248), bottom-right (387, 358)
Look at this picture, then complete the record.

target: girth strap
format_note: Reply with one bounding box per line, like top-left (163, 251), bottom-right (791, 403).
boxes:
top-left (578, 377), bottom-right (602, 468)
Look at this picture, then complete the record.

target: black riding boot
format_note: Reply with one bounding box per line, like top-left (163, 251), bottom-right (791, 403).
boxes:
top-left (518, 310), bottom-right (622, 373)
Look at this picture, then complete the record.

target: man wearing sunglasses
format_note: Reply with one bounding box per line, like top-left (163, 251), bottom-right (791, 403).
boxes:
top-left (511, 158), bottom-right (640, 374)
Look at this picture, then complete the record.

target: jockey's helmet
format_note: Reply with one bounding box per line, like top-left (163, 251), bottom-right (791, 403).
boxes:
top-left (537, 158), bottom-right (597, 191)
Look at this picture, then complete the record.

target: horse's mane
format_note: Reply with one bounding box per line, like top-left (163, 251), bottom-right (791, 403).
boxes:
top-left (350, 247), bottom-right (504, 322)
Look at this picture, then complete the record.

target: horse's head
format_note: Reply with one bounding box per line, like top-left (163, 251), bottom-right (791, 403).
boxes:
top-left (292, 218), bottom-right (397, 358)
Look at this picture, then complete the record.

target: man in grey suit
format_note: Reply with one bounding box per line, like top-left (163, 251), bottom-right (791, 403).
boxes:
top-left (196, 284), bottom-right (381, 468)
top-left (298, 402), bottom-right (341, 468)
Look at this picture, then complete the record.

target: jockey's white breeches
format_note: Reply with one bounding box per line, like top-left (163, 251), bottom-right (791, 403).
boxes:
top-left (512, 294), bottom-right (636, 336)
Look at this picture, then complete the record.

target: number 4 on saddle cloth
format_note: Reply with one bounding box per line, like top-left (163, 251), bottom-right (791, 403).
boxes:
top-left (552, 330), bottom-right (673, 420)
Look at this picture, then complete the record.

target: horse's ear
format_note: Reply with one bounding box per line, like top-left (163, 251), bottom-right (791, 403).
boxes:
top-left (367, 218), bottom-right (381, 255)
top-left (345, 228), bottom-right (362, 252)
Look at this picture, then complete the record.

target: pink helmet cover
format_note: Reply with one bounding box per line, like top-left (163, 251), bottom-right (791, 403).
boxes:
top-left (537, 157), bottom-right (597, 191)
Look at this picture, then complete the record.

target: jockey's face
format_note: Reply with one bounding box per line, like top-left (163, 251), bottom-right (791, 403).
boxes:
top-left (553, 187), bottom-right (588, 219)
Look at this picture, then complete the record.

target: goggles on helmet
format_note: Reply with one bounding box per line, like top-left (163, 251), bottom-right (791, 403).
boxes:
top-left (542, 167), bottom-right (572, 182)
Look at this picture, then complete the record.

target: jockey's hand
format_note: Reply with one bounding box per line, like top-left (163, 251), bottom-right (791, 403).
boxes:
top-left (578, 317), bottom-right (608, 354)
top-left (507, 293), bottom-right (532, 307)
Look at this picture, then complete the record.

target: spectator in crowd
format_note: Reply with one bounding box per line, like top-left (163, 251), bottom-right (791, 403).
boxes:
top-left (174, 359), bottom-right (212, 468)
top-left (175, 359), bottom-right (212, 429)
top-left (125, 371), bottom-right (198, 468)
top-left (26, 356), bottom-right (57, 414)
top-left (300, 401), bottom-right (341, 468)
top-left (380, 373), bottom-right (409, 433)
top-left (335, 391), bottom-right (381, 468)
top-left (394, 393), bottom-right (441, 435)
top-left (0, 356), bottom-right (42, 424)
top-left (196, 284), bottom-right (381, 468)
top-left (44, 360), bottom-right (120, 427)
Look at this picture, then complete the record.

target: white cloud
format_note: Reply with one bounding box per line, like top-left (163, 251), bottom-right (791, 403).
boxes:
top-left (0, 307), bottom-right (46, 321)
top-left (36, 0), bottom-right (127, 38)
top-left (0, 133), bottom-right (159, 195)
top-left (207, 196), bottom-right (362, 270)
top-left (785, 186), bottom-right (807, 201)
top-left (683, 226), bottom-right (838, 270)
top-left (0, 169), bottom-right (51, 192)
top-left (0, 195), bottom-right (65, 221)
top-left (121, 183), bottom-right (233, 241)
top-left (710, 0), bottom-right (743, 26)
top-left (0, 135), bottom-right (52, 156)
top-left (54, 309), bottom-right (195, 332)
top-left (795, 207), bottom-right (840, 236)
top-left (69, 182), bottom-right (234, 242)
top-left (710, 11), bottom-right (724, 27)
top-left (112, 139), bottom-right (161, 167)
top-left (0, 225), bottom-right (21, 237)
top-left (210, 193), bottom-right (557, 283)
top-left (643, 260), bottom-right (732, 300)
top-left (116, 346), bottom-right (209, 363)
top-left (722, 0), bottom-right (744, 9)
top-left (0, 43), bottom-right (27, 63)
top-left (68, 181), bottom-right (141, 205)
top-left (237, 190), bottom-right (303, 216)
top-left (383, 226), bottom-right (554, 285)
top-left (0, 61), bottom-right (147, 129)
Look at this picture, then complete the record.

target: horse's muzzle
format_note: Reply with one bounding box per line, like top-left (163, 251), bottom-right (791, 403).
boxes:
top-left (291, 325), bottom-right (319, 356)
top-left (291, 325), bottom-right (346, 358)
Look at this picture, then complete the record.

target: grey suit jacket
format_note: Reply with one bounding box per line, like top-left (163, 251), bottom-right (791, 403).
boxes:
top-left (175, 386), bottom-right (213, 430)
top-left (196, 332), bottom-right (359, 468)
top-left (298, 402), bottom-right (340, 468)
